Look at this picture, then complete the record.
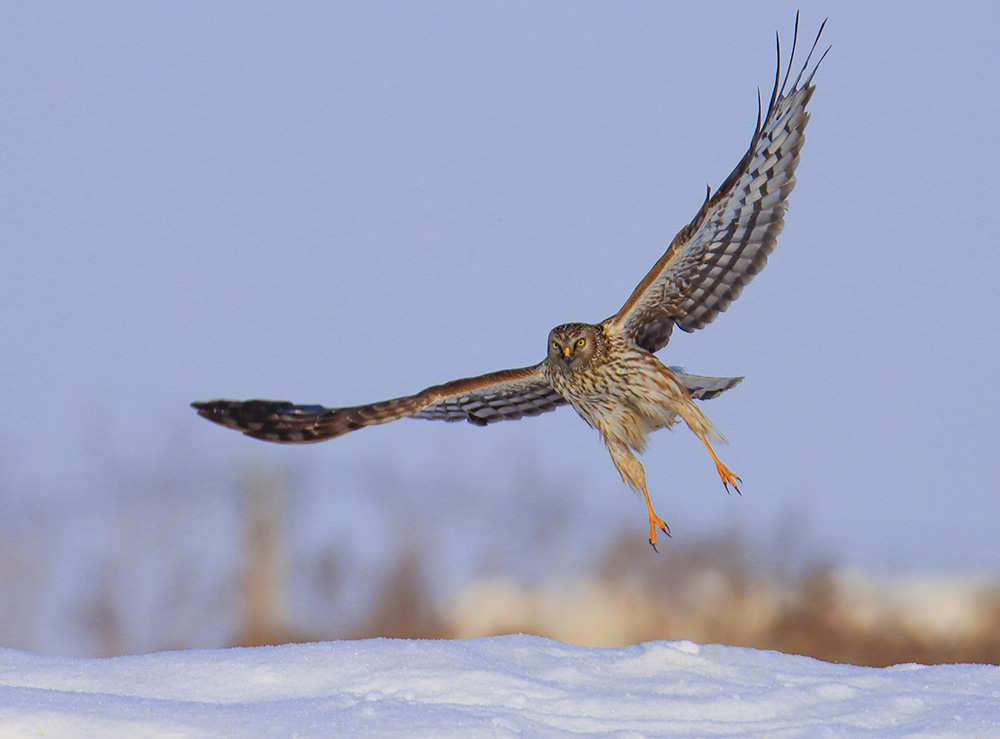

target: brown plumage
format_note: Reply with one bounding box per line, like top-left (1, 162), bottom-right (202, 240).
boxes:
top-left (194, 16), bottom-right (827, 548)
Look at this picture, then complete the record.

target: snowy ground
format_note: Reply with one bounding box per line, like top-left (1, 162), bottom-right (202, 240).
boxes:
top-left (1, 636), bottom-right (998, 738)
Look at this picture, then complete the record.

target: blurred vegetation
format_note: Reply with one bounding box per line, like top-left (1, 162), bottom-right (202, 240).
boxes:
top-left (2, 446), bottom-right (999, 668)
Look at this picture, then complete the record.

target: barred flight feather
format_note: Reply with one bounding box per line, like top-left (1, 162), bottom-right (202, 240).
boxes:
top-left (607, 15), bottom-right (828, 352)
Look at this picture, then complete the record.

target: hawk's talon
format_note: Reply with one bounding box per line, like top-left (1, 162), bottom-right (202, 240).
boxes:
top-left (727, 473), bottom-right (744, 496)
top-left (718, 466), bottom-right (742, 495)
top-left (702, 437), bottom-right (742, 496)
top-left (647, 511), bottom-right (671, 551)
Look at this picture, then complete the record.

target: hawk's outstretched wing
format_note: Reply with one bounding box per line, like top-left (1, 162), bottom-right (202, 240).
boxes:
top-left (193, 365), bottom-right (742, 443)
top-left (192, 364), bottom-right (559, 443)
top-left (604, 15), bottom-right (829, 353)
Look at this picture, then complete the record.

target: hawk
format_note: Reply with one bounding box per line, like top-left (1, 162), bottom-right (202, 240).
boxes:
top-left (194, 17), bottom-right (828, 549)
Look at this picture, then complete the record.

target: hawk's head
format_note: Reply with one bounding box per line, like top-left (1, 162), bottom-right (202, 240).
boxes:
top-left (547, 323), bottom-right (604, 372)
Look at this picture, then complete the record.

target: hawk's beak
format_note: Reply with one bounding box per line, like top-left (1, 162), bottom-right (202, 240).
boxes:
top-left (563, 346), bottom-right (573, 359)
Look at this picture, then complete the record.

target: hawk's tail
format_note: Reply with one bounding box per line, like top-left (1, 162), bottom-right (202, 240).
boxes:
top-left (669, 368), bottom-right (744, 401)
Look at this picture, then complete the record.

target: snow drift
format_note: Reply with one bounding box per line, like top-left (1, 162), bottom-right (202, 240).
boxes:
top-left (2, 635), bottom-right (998, 737)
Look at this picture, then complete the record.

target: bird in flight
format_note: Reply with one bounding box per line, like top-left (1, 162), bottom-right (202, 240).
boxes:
top-left (194, 16), bottom-right (828, 550)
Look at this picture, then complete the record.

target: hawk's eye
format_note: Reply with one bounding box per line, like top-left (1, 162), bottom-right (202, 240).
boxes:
top-left (551, 340), bottom-right (560, 351)
top-left (576, 338), bottom-right (586, 348)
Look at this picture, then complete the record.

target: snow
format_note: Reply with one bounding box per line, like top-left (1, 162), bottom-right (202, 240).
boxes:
top-left (2, 636), bottom-right (998, 737)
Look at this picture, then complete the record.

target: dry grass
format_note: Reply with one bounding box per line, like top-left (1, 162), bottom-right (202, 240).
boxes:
top-left (439, 533), bottom-right (1000, 667)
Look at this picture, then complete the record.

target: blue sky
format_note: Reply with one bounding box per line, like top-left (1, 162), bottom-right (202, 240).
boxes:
top-left (3, 2), bottom-right (999, 573)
